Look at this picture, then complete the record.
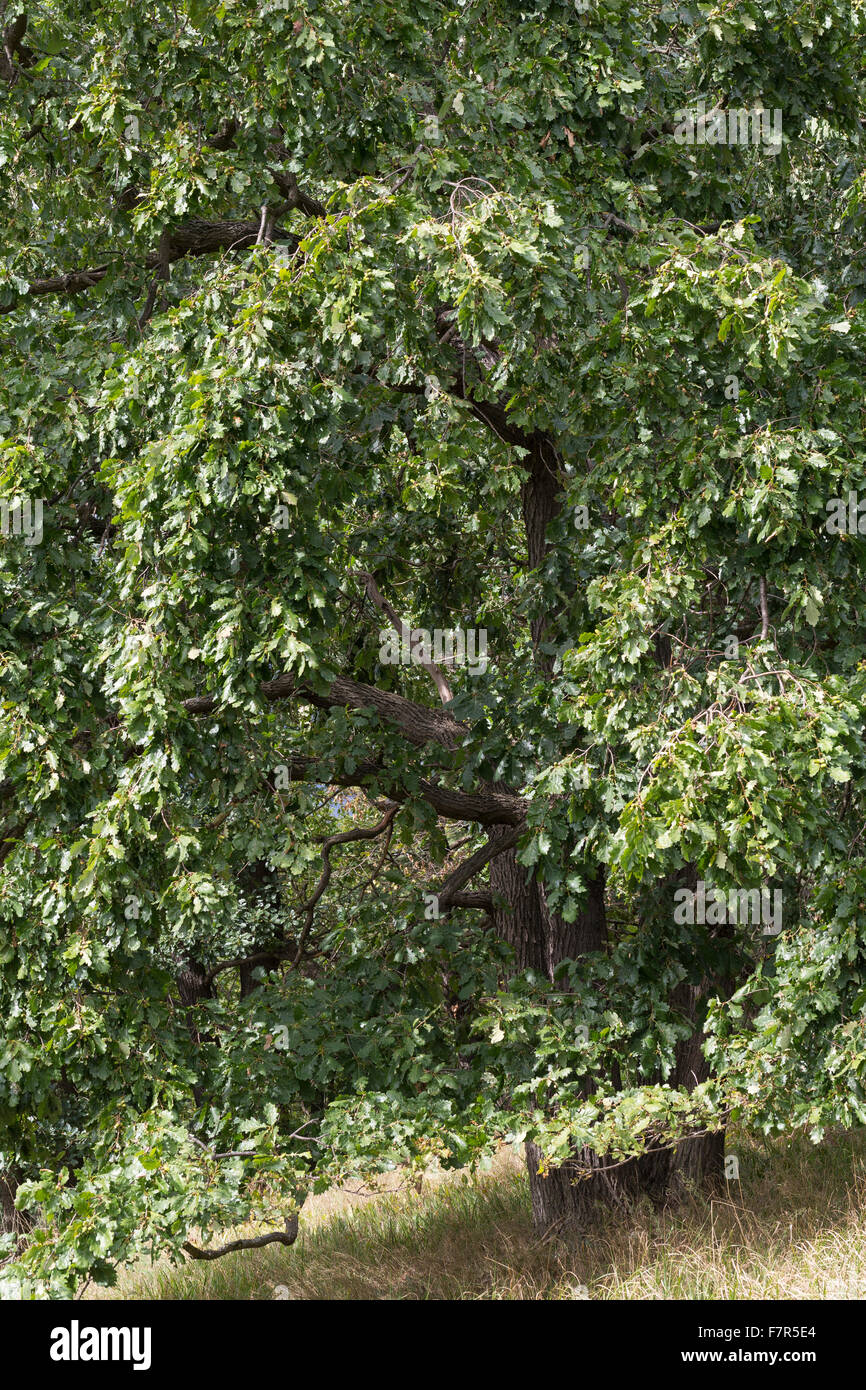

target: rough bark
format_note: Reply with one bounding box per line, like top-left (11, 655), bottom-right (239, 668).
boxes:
top-left (177, 958), bottom-right (215, 1108)
top-left (490, 841), bottom-right (662, 1231)
top-left (0, 1167), bottom-right (29, 1237)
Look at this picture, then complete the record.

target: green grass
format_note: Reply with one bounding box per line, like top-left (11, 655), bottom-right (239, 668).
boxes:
top-left (95, 1129), bottom-right (866, 1300)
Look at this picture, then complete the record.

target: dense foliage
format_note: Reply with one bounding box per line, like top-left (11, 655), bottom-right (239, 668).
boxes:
top-left (1, 0), bottom-right (865, 1295)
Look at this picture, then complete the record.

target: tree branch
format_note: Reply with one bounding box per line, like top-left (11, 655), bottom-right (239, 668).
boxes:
top-left (185, 683), bottom-right (525, 825)
top-left (0, 219), bottom-right (301, 315)
top-left (436, 826), bottom-right (522, 910)
top-left (183, 1209), bottom-right (301, 1261)
top-left (292, 804), bottom-right (399, 962)
top-left (357, 569), bottom-right (453, 705)
top-left (185, 672), bottom-right (467, 751)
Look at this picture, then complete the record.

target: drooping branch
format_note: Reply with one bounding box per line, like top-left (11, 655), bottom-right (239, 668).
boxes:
top-left (270, 167), bottom-right (326, 219)
top-left (759, 576), bottom-right (770, 641)
top-left (205, 944), bottom-right (302, 988)
top-left (206, 804), bottom-right (403, 986)
top-left (183, 1209), bottom-right (301, 1261)
top-left (0, 219), bottom-right (301, 315)
top-left (137, 224), bottom-right (173, 329)
top-left (200, 745), bottom-right (526, 828)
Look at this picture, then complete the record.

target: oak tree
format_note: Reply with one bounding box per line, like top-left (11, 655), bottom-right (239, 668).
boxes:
top-left (1, 0), bottom-right (865, 1293)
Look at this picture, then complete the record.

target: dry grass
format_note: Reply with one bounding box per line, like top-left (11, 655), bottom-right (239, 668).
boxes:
top-left (91, 1128), bottom-right (866, 1300)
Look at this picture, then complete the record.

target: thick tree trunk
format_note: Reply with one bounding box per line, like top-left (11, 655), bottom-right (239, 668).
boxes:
top-left (524, 1142), bottom-right (673, 1231)
top-left (0, 1168), bottom-right (29, 1237)
top-left (667, 979), bottom-right (726, 1194)
top-left (490, 842), bottom-right (666, 1229)
top-left (664, 865), bottom-right (732, 1196)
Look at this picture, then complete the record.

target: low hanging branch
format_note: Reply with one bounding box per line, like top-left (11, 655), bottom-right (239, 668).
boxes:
top-left (137, 224), bottom-right (173, 329)
top-left (183, 1209), bottom-right (302, 1262)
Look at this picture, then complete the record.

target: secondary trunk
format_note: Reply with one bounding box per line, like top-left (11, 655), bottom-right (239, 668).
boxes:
top-left (177, 957), bottom-right (215, 1109)
top-left (490, 840), bottom-right (673, 1229)
top-left (503, 431), bottom-right (724, 1227)
top-left (666, 978), bottom-right (727, 1195)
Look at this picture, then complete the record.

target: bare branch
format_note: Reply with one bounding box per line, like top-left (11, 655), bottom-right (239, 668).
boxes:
top-left (183, 1209), bottom-right (302, 1261)
top-left (358, 570), bottom-right (453, 705)
top-left (293, 804), bottom-right (400, 962)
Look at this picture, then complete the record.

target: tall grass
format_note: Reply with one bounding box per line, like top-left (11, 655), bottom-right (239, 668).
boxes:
top-left (93, 1128), bottom-right (866, 1300)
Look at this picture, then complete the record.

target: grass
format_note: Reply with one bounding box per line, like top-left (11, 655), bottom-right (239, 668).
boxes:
top-left (93, 1128), bottom-right (866, 1300)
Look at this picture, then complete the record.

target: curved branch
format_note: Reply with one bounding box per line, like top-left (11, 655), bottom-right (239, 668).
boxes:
top-left (0, 11), bottom-right (31, 83)
top-left (436, 825), bottom-right (522, 910)
top-left (183, 1209), bottom-right (301, 1261)
top-left (293, 804), bottom-right (399, 962)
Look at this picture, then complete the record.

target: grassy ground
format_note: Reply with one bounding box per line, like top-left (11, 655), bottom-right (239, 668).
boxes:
top-left (96, 1128), bottom-right (866, 1300)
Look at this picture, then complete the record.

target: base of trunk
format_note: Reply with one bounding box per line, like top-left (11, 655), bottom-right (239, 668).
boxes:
top-left (669, 1129), bottom-right (726, 1196)
top-left (526, 1129), bottom-right (725, 1233)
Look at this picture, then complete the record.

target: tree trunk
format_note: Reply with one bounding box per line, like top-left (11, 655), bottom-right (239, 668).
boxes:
top-left (490, 842), bottom-right (670, 1229)
top-left (239, 954), bottom-right (281, 997)
top-left (503, 431), bottom-right (719, 1228)
top-left (667, 979), bottom-right (726, 1194)
top-left (663, 864), bottom-right (733, 1196)
top-left (177, 958), bottom-right (215, 1108)
top-left (0, 1168), bottom-right (29, 1237)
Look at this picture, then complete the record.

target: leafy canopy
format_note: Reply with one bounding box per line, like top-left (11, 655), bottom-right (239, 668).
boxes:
top-left (1, 0), bottom-right (866, 1294)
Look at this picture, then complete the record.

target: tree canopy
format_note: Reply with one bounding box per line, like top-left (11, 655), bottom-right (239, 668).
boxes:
top-left (1, 0), bottom-right (866, 1296)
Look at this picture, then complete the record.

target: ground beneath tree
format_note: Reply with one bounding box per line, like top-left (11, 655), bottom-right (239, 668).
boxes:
top-left (85, 1129), bottom-right (866, 1301)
